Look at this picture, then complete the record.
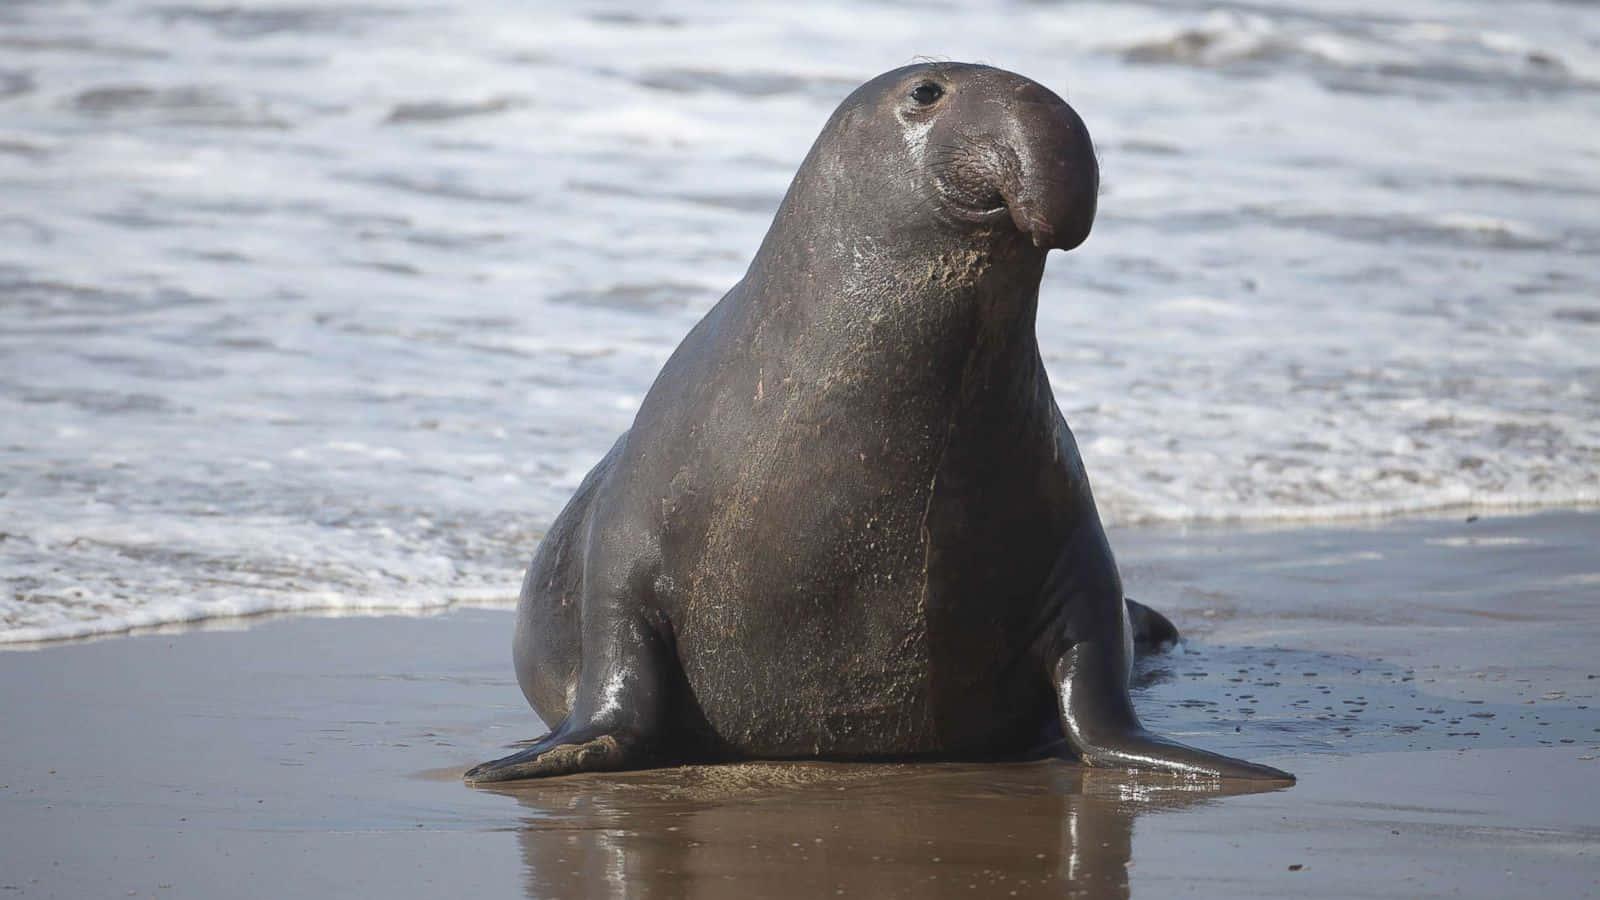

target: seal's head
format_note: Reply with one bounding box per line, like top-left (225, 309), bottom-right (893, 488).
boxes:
top-left (772, 63), bottom-right (1099, 258)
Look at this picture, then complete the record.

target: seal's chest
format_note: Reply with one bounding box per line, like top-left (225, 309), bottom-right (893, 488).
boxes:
top-left (673, 572), bottom-right (1046, 757)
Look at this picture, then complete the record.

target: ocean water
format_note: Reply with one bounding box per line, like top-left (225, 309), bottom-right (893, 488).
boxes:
top-left (2, 0), bottom-right (1596, 644)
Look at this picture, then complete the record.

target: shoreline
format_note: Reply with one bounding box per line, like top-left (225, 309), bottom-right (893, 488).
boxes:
top-left (6, 504), bottom-right (1597, 651)
top-left (2, 510), bottom-right (1597, 898)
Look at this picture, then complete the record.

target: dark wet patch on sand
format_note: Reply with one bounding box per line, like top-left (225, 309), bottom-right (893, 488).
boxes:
top-left (478, 760), bottom-right (1284, 899)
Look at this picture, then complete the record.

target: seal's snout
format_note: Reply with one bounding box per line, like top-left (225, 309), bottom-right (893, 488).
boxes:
top-left (903, 68), bottom-right (1098, 252)
top-left (999, 86), bottom-right (1099, 253)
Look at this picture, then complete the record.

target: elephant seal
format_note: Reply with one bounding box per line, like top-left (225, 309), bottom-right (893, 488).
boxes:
top-left (466, 62), bottom-right (1291, 783)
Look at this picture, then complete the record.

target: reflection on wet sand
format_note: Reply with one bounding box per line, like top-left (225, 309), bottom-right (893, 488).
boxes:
top-left (483, 761), bottom-right (1287, 899)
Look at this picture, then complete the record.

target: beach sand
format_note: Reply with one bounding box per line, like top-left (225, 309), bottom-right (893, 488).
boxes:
top-left (2, 511), bottom-right (1597, 898)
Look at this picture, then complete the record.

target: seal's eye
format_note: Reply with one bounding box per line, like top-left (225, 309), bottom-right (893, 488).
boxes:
top-left (909, 82), bottom-right (944, 106)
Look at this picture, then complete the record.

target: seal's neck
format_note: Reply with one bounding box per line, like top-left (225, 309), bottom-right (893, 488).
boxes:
top-left (743, 207), bottom-right (1050, 374)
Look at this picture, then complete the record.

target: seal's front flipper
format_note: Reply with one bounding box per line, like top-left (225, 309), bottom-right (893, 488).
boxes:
top-left (465, 613), bottom-right (671, 784)
top-left (1052, 639), bottom-right (1294, 782)
top-left (463, 725), bottom-right (637, 783)
top-left (1124, 597), bottom-right (1179, 653)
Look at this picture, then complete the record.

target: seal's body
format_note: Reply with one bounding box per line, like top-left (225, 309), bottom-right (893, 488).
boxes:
top-left (467, 63), bottom-right (1291, 783)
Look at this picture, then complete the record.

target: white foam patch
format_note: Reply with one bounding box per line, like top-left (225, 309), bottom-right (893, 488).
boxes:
top-left (1252, 551), bottom-right (1386, 571)
top-left (1, 589), bottom-right (517, 647)
top-left (1425, 536), bottom-right (1534, 548)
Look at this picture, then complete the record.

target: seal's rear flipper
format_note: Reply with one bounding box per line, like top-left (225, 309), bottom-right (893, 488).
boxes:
top-left (1125, 597), bottom-right (1179, 653)
top-left (1052, 639), bottom-right (1294, 782)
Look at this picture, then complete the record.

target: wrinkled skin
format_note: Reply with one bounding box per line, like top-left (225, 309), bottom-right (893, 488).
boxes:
top-left (466, 63), bottom-right (1292, 784)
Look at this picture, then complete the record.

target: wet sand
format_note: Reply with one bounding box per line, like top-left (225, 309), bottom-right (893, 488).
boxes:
top-left (2, 511), bottom-right (1597, 898)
